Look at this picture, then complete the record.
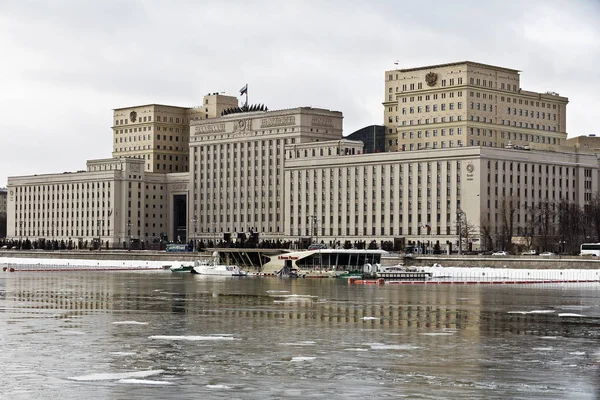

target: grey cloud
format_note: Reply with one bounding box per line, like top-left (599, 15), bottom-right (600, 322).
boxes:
top-left (0, 0), bottom-right (598, 186)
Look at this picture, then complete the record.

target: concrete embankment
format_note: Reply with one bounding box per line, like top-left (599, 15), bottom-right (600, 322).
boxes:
top-left (396, 255), bottom-right (600, 270)
top-left (0, 250), bottom-right (212, 263)
top-left (2, 250), bottom-right (600, 270)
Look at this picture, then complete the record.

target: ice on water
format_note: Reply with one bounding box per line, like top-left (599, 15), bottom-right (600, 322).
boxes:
top-left (69, 369), bottom-right (165, 381)
top-left (119, 378), bottom-right (173, 385)
top-left (149, 335), bottom-right (236, 341)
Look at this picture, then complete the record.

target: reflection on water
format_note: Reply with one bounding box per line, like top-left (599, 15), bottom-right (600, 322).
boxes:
top-left (1, 272), bottom-right (599, 399)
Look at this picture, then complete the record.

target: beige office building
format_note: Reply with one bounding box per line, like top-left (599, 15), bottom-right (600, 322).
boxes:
top-left (285, 143), bottom-right (599, 250)
top-left (112, 93), bottom-right (238, 173)
top-left (5, 61), bottom-right (599, 251)
top-left (188, 107), bottom-right (343, 241)
top-left (5, 157), bottom-right (191, 248)
top-left (384, 61), bottom-right (568, 153)
top-left (565, 134), bottom-right (600, 152)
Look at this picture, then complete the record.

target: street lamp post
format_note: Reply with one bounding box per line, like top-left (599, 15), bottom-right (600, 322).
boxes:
top-left (309, 215), bottom-right (318, 245)
top-left (212, 222), bottom-right (216, 248)
top-left (127, 220), bottom-right (131, 251)
top-left (97, 219), bottom-right (102, 251)
top-left (191, 215), bottom-right (198, 252)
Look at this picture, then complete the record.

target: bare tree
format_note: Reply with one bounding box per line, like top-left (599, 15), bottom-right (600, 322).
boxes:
top-left (479, 212), bottom-right (494, 251)
top-left (458, 215), bottom-right (478, 252)
top-left (498, 196), bottom-right (518, 251)
top-left (585, 192), bottom-right (600, 243)
top-left (532, 200), bottom-right (556, 251)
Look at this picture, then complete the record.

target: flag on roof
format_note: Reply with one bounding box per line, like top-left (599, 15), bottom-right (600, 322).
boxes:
top-left (239, 84), bottom-right (247, 96)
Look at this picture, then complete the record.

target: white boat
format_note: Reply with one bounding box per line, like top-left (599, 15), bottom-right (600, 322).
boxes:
top-left (366, 263), bottom-right (435, 280)
top-left (191, 254), bottom-right (247, 276)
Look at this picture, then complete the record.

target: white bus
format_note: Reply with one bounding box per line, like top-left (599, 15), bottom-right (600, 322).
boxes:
top-left (580, 243), bottom-right (600, 256)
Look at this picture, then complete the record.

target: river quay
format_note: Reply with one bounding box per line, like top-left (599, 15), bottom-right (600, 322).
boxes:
top-left (2, 249), bottom-right (600, 270)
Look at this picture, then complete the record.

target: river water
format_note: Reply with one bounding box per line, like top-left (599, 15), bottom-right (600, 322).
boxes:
top-left (1, 271), bottom-right (599, 399)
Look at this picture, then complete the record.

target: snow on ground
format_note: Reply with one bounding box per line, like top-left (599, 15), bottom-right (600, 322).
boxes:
top-left (0, 256), bottom-right (170, 270)
top-left (1, 256), bottom-right (599, 280)
top-left (422, 265), bottom-right (600, 281)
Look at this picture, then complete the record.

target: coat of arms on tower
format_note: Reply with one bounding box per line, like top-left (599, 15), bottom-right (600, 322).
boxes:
top-left (130, 111), bottom-right (137, 122)
top-left (425, 72), bottom-right (437, 87)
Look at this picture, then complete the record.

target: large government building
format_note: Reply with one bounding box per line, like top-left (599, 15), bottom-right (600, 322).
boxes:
top-left (383, 61), bottom-right (568, 152)
top-left (5, 61), bottom-right (600, 251)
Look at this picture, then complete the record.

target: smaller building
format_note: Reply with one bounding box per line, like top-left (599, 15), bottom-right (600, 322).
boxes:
top-left (0, 187), bottom-right (7, 238)
top-left (565, 134), bottom-right (600, 152)
top-left (345, 125), bottom-right (386, 154)
top-left (6, 157), bottom-right (185, 249)
top-left (0, 187), bottom-right (6, 216)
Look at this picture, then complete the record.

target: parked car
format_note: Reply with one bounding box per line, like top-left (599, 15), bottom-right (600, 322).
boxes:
top-left (492, 251), bottom-right (509, 256)
top-left (539, 251), bottom-right (555, 256)
top-left (521, 250), bottom-right (537, 255)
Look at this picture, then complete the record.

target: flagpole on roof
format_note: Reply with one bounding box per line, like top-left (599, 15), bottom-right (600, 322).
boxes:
top-left (245, 83), bottom-right (248, 109)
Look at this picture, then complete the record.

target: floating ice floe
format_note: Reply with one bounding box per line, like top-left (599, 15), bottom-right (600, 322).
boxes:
top-left (507, 310), bottom-right (555, 315)
top-left (69, 369), bottom-right (165, 381)
top-left (119, 378), bottom-right (173, 385)
top-left (290, 356), bottom-right (317, 362)
top-left (282, 341), bottom-right (316, 346)
top-left (558, 313), bottom-right (588, 317)
top-left (148, 335), bottom-right (236, 341)
top-left (369, 343), bottom-right (420, 351)
top-left (420, 332), bottom-right (455, 336)
top-left (206, 384), bottom-right (232, 389)
top-left (113, 321), bottom-right (149, 325)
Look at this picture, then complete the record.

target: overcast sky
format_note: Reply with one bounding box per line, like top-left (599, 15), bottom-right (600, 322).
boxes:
top-left (1, 0), bottom-right (599, 186)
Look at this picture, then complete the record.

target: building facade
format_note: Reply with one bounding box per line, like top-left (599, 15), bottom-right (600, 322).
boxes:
top-left (0, 187), bottom-right (6, 216)
top-left (188, 107), bottom-right (343, 241)
top-left (384, 61), bottom-right (568, 153)
top-left (5, 61), bottom-right (600, 251)
top-left (5, 157), bottom-right (187, 248)
top-left (345, 125), bottom-right (386, 154)
top-left (284, 144), bottom-right (599, 251)
top-left (112, 93), bottom-right (238, 173)
top-left (565, 134), bottom-right (600, 152)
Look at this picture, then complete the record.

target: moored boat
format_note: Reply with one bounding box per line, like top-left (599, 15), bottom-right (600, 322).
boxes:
top-left (168, 262), bottom-right (195, 273)
top-left (191, 258), bottom-right (247, 276)
top-left (366, 263), bottom-right (433, 280)
top-left (335, 270), bottom-right (364, 279)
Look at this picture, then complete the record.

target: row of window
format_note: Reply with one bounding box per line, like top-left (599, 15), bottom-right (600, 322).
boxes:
top-left (395, 115), bottom-right (464, 126)
top-left (14, 183), bottom-right (111, 192)
top-left (397, 91), bottom-right (463, 103)
top-left (114, 115), bottom-right (189, 126)
top-left (502, 96), bottom-right (558, 109)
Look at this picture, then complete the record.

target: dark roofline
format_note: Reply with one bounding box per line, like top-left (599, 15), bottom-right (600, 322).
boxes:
top-left (391, 61), bottom-right (520, 74)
